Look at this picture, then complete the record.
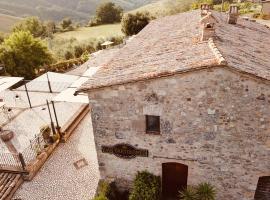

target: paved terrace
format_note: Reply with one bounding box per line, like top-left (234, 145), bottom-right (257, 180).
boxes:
top-left (8, 48), bottom-right (119, 199)
top-left (0, 72), bottom-right (84, 153)
top-left (14, 114), bottom-right (100, 200)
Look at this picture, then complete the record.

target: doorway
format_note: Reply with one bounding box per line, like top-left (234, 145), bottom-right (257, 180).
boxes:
top-left (162, 162), bottom-right (188, 200)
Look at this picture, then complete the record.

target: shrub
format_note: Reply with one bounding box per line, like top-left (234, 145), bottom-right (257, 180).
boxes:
top-left (129, 171), bottom-right (161, 200)
top-left (196, 183), bottom-right (216, 200)
top-left (252, 12), bottom-right (261, 19)
top-left (110, 36), bottom-right (124, 45)
top-left (64, 51), bottom-right (74, 60)
top-left (179, 186), bottom-right (198, 200)
top-left (92, 195), bottom-right (108, 200)
top-left (92, 180), bottom-right (121, 200)
top-left (121, 12), bottom-right (153, 36)
top-left (74, 45), bottom-right (85, 58)
top-left (60, 18), bottom-right (73, 30)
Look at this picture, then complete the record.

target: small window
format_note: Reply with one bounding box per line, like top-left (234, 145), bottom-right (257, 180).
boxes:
top-left (146, 115), bottom-right (160, 134)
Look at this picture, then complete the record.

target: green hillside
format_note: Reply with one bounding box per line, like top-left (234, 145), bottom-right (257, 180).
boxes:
top-left (131, 0), bottom-right (195, 18)
top-left (0, 13), bottom-right (22, 32)
top-left (54, 24), bottom-right (123, 42)
top-left (0, 0), bottom-right (156, 22)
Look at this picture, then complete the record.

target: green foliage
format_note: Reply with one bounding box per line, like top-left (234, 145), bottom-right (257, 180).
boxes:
top-left (179, 183), bottom-right (216, 200)
top-left (129, 171), bottom-right (161, 200)
top-left (196, 183), bottom-right (216, 200)
top-left (81, 51), bottom-right (90, 62)
top-left (179, 186), bottom-right (198, 200)
top-left (44, 21), bottom-right (57, 37)
top-left (48, 58), bottom-right (84, 73)
top-left (213, 2), bottom-right (230, 12)
top-left (92, 181), bottom-right (111, 200)
top-left (64, 50), bottom-right (74, 60)
top-left (95, 2), bottom-right (123, 24)
top-left (0, 31), bottom-right (52, 79)
top-left (13, 17), bottom-right (46, 38)
top-left (191, 0), bottom-right (213, 10)
top-left (74, 45), bottom-right (84, 58)
top-left (51, 133), bottom-right (60, 143)
top-left (0, 32), bottom-right (5, 44)
top-left (121, 12), bottom-right (153, 36)
top-left (92, 195), bottom-right (108, 200)
top-left (165, 0), bottom-right (194, 15)
top-left (60, 18), bottom-right (73, 30)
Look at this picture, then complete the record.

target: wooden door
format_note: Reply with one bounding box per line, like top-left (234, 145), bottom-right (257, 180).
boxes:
top-left (162, 162), bottom-right (188, 199)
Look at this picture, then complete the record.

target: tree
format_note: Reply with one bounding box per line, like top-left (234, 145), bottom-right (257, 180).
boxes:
top-left (13, 17), bottom-right (46, 38)
top-left (44, 21), bottom-right (57, 37)
top-left (60, 18), bottom-right (73, 30)
top-left (0, 31), bottom-right (53, 79)
top-left (96, 2), bottom-right (123, 24)
top-left (121, 12), bottom-right (153, 36)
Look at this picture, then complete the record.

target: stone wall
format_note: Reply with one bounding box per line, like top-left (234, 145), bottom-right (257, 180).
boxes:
top-left (88, 67), bottom-right (270, 200)
top-left (262, 2), bottom-right (270, 15)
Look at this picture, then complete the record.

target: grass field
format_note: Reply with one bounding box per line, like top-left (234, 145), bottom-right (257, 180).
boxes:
top-left (131, 0), bottom-right (194, 18)
top-left (54, 24), bottom-right (123, 42)
top-left (0, 13), bottom-right (22, 33)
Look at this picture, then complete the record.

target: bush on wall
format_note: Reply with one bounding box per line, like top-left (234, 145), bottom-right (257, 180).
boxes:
top-left (129, 170), bottom-right (161, 200)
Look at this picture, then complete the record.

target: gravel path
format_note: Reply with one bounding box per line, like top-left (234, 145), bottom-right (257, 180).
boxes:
top-left (14, 113), bottom-right (100, 200)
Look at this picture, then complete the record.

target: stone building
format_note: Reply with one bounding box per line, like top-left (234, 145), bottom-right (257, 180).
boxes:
top-left (78, 8), bottom-right (270, 200)
top-left (262, 0), bottom-right (270, 15)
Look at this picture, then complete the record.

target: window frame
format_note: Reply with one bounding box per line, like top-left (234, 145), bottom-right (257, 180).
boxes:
top-left (145, 115), bottom-right (161, 135)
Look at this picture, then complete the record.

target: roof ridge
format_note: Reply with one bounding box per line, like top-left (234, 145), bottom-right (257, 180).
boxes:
top-left (208, 38), bottom-right (227, 65)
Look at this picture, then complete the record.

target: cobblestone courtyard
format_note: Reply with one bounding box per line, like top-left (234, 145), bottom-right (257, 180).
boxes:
top-left (14, 113), bottom-right (100, 200)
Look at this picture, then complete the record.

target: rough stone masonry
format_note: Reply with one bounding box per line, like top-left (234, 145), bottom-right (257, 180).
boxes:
top-left (88, 67), bottom-right (270, 200)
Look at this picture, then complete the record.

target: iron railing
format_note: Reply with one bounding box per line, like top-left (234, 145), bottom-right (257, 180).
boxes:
top-left (0, 132), bottom-right (47, 171)
top-left (0, 152), bottom-right (23, 170)
top-left (21, 133), bottom-right (46, 165)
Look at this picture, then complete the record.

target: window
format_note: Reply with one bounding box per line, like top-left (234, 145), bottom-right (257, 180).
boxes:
top-left (146, 115), bottom-right (160, 134)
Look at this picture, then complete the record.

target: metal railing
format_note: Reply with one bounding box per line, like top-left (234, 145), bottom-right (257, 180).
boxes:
top-left (21, 133), bottom-right (46, 165)
top-left (0, 152), bottom-right (23, 170)
top-left (0, 131), bottom-right (47, 172)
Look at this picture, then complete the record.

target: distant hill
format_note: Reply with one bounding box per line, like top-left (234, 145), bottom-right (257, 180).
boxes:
top-left (131, 0), bottom-right (195, 18)
top-left (0, 0), bottom-right (156, 23)
top-left (0, 13), bottom-right (22, 33)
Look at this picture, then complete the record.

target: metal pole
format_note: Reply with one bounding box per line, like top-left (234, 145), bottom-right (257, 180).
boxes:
top-left (46, 72), bottom-right (53, 93)
top-left (18, 153), bottom-right (26, 171)
top-left (46, 100), bottom-right (56, 135)
top-left (221, 0), bottom-right (224, 12)
top-left (51, 101), bottom-right (61, 134)
top-left (24, 82), bottom-right (32, 108)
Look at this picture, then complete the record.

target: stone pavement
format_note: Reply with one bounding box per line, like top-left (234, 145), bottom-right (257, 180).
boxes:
top-left (14, 113), bottom-right (100, 200)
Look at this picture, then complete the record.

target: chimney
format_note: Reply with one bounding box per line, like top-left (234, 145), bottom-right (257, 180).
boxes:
top-left (200, 12), bottom-right (216, 41)
top-left (227, 5), bottom-right (239, 24)
top-left (201, 3), bottom-right (211, 16)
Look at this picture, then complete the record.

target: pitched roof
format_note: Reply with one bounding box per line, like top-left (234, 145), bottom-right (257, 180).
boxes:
top-left (213, 12), bottom-right (270, 80)
top-left (79, 10), bottom-right (270, 91)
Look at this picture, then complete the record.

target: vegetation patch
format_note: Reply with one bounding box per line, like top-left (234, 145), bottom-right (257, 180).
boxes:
top-left (179, 182), bottom-right (216, 200)
top-left (129, 171), bottom-right (161, 200)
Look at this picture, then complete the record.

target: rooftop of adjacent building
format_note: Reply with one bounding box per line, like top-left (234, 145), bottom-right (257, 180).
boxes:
top-left (79, 9), bottom-right (270, 92)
